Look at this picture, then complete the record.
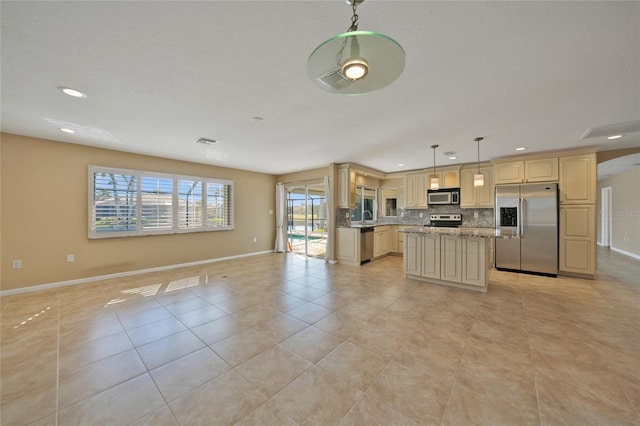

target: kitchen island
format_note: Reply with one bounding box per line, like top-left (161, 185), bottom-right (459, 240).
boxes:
top-left (401, 227), bottom-right (519, 292)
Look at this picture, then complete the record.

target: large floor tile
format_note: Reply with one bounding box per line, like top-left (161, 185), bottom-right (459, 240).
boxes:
top-left (136, 329), bottom-right (205, 370)
top-left (150, 347), bottom-right (230, 402)
top-left (282, 325), bottom-right (344, 363)
top-left (339, 395), bottom-right (417, 426)
top-left (236, 344), bottom-right (312, 396)
top-left (169, 370), bottom-right (266, 425)
top-left (126, 316), bottom-right (187, 347)
top-left (441, 358), bottom-right (539, 425)
top-left (367, 360), bottom-right (455, 424)
top-left (190, 314), bottom-right (248, 345)
top-left (58, 374), bottom-right (165, 425)
top-left (318, 341), bottom-right (388, 391)
top-left (286, 302), bottom-right (332, 324)
top-left (58, 349), bottom-right (147, 407)
top-left (235, 400), bottom-right (298, 426)
top-left (210, 328), bottom-right (276, 366)
top-left (272, 365), bottom-right (362, 426)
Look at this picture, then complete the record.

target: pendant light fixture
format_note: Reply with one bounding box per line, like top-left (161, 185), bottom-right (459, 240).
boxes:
top-left (473, 137), bottom-right (485, 187)
top-left (307, 0), bottom-right (405, 95)
top-left (430, 144), bottom-right (440, 190)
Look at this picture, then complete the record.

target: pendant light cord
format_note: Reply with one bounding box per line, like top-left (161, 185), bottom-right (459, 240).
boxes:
top-left (348, 1), bottom-right (359, 32)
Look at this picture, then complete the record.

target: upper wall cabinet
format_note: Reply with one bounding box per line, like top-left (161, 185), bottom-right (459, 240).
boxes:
top-left (525, 158), bottom-right (559, 182)
top-left (460, 166), bottom-right (494, 208)
top-left (337, 165), bottom-right (356, 208)
top-left (404, 172), bottom-right (428, 208)
top-left (494, 157), bottom-right (558, 185)
top-left (559, 153), bottom-right (597, 205)
top-left (427, 168), bottom-right (460, 189)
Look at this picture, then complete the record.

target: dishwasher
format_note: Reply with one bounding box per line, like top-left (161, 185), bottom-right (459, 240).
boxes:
top-left (360, 227), bottom-right (374, 264)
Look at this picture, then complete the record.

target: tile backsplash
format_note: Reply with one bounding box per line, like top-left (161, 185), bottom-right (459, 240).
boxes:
top-left (337, 206), bottom-right (494, 228)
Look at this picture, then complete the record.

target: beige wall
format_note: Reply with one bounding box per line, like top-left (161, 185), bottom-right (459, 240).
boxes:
top-left (1, 134), bottom-right (277, 291)
top-left (276, 166), bottom-right (329, 185)
top-left (597, 166), bottom-right (640, 257)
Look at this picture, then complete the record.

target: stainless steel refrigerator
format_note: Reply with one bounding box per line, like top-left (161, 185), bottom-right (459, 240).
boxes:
top-left (495, 183), bottom-right (558, 276)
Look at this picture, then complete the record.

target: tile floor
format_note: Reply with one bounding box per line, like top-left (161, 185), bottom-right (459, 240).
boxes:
top-left (1, 248), bottom-right (638, 425)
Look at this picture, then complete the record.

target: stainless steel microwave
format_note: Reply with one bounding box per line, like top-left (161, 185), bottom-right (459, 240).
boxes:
top-left (427, 188), bottom-right (460, 205)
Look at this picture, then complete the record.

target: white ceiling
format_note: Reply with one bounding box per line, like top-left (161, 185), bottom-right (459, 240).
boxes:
top-left (2, 1), bottom-right (639, 176)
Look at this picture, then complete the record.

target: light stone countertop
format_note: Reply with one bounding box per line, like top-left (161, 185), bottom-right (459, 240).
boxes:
top-left (400, 226), bottom-right (519, 239)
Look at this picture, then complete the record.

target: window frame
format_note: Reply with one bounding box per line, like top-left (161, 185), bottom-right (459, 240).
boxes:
top-left (88, 166), bottom-right (234, 239)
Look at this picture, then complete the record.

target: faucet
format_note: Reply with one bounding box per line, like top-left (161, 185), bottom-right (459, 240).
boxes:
top-left (362, 210), bottom-right (373, 222)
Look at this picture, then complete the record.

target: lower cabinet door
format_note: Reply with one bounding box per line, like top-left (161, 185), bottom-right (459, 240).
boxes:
top-left (462, 237), bottom-right (486, 287)
top-left (404, 233), bottom-right (422, 275)
top-left (421, 234), bottom-right (441, 279)
top-left (440, 235), bottom-right (462, 283)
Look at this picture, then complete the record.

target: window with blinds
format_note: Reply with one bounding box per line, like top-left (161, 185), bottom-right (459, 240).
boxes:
top-left (89, 166), bottom-right (233, 238)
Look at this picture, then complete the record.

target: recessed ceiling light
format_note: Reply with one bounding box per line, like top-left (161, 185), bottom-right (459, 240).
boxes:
top-left (607, 134), bottom-right (623, 140)
top-left (59, 87), bottom-right (87, 98)
top-left (397, 163), bottom-right (405, 167)
top-left (515, 147), bottom-right (526, 151)
top-left (252, 116), bottom-right (264, 123)
top-left (60, 128), bottom-right (75, 134)
top-left (448, 156), bottom-right (457, 160)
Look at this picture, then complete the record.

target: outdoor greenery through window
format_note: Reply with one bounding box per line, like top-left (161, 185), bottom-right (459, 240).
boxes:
top-left (89, 166), bottom-right (233, 238)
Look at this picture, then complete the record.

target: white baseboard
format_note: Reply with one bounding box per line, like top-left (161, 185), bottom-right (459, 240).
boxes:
top-left (1, 250), bottom-right (274, 297)
top-left (610, 247), bottom-right (640, 261)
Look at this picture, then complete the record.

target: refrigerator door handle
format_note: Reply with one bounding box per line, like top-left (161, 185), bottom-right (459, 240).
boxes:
top-left (520, 198), bottom-right (525, 237)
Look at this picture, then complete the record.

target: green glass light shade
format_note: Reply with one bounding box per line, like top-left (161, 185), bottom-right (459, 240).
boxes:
top-left (307, 30), bottom-right (405, 95)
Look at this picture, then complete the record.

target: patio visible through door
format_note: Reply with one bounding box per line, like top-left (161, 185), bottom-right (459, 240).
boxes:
top-left (286, 183), bottom-right (327, 258)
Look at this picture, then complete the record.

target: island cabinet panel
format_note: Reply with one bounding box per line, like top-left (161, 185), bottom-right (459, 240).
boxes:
top-left (440, 235), bottom-right (462, 283)
top-left (421, 234), bottom-right (441, 279)
top-left (403, 233), bottom-right (422, 275)
top-left (462, 237), bottom-right (486, 287)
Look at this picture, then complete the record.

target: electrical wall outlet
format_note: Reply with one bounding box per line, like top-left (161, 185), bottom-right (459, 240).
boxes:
top-left (67, 254), bottom-right (75, 263)
top-left (474, 211), bottom-right (479, 218)
top-left (268, 209), bottom-right (273, 215)
top-left (419, 213), bottom-right (424, 218)
top-left (253, 237), bottom-right (257, 243)
top-left (12, 260), bottom-right (22, 269)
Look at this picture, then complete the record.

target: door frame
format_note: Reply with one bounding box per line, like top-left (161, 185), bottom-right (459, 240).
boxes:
top-left (600, 186), bottom-right (612, 247)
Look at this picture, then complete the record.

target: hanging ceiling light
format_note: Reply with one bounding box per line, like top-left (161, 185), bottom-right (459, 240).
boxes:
top-left (307, 0), bottom-right (405, 95)
top-left (430, 144), bottom-right (440, 190)
top-left (474, 137), bottom-right (485, 187)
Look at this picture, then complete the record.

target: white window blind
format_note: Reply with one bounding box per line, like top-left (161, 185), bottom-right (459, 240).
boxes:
top-left (89, 166), bottom-right (233, 238)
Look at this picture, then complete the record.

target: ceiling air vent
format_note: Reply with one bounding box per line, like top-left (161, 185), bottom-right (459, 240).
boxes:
top-left (315, 69), bottom-right (353, 91)
top-left (195, 138), bottom-right (218, 146)
top-left (581, 120), bottom-right (640, 139)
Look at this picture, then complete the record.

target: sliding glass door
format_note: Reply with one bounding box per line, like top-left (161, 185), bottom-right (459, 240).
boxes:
top-left (286, 183), bottom-right (327, 258)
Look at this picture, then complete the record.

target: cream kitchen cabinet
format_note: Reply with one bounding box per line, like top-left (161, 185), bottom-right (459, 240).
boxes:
top-left (494, 157), bottom-right (558, 185)
top-left (336, 227), bottom-right (360, 266)
top-left (403, 230), bottom-right (490, 292)
top-left (403, 232), bottom-right (422, 276)
top-left (427, 168), bottom-right (460, 189)
top-left (559, 205), bottom-right (596, 276)
top-left (559, 153), bottom-right (597, 205)
top-left (337, 165), bottom-right (356, 208)
top-left (525, 158), bottom-right (559, 182)
top-left (460, 166), bottom-right (494, 208)
top-left (440, 235), bottom-right (462, 283)
top-left (421, 233), bottom-right (441, 280)
top-left (404, 172), bottom-right (427, 208)
top-left (373, 226), bottom-right (392, 258)
top-left (461, 237), bottom-right (488, 287)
